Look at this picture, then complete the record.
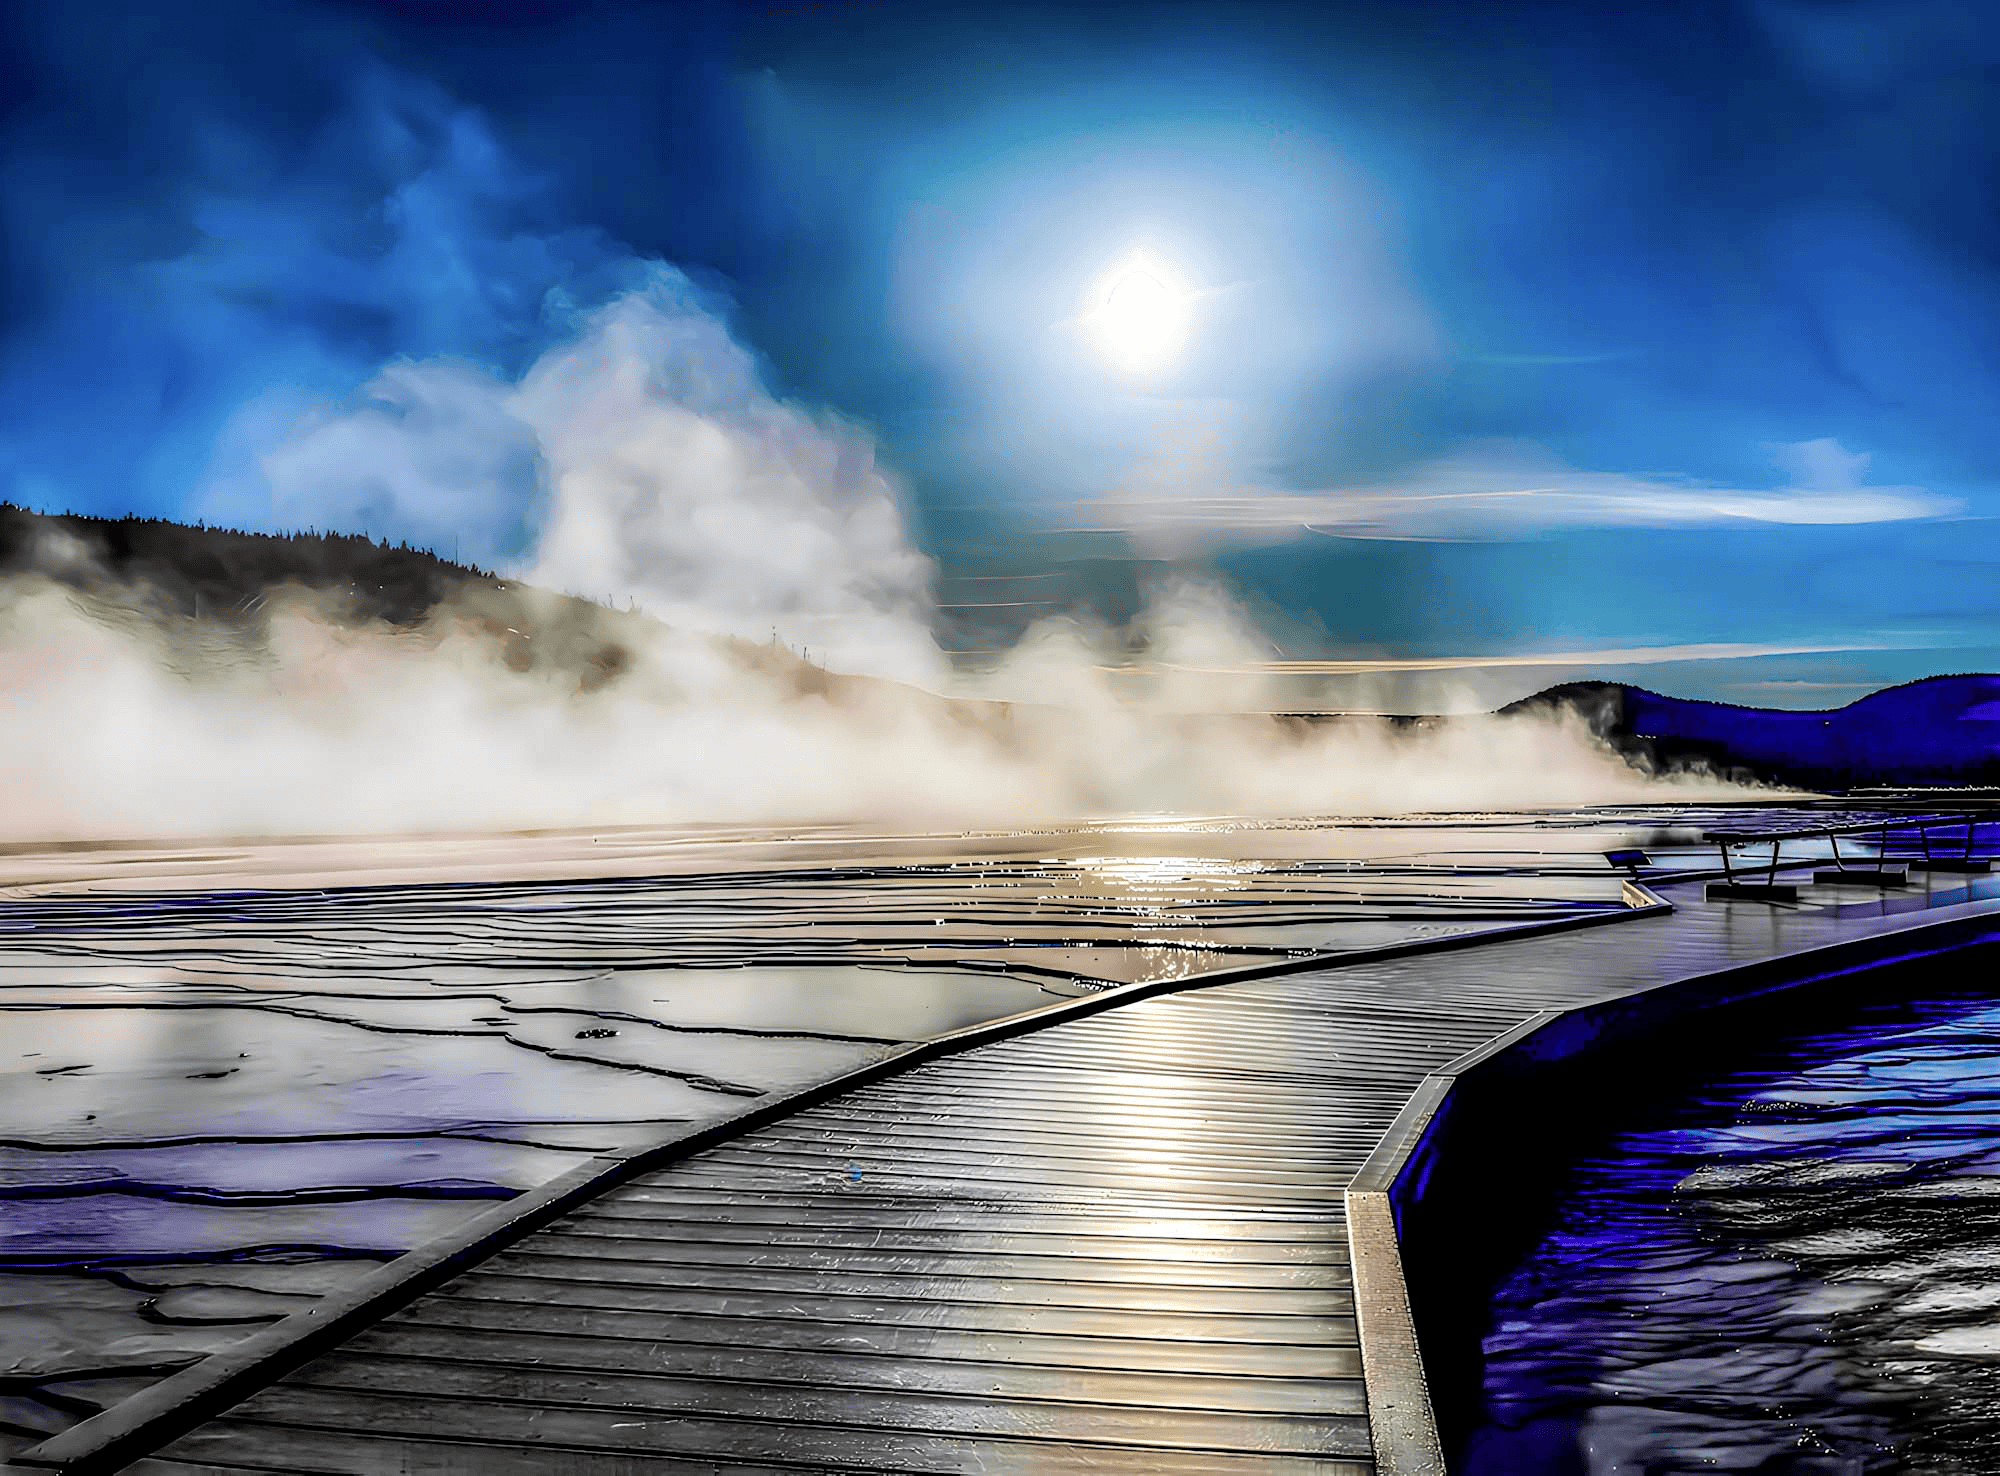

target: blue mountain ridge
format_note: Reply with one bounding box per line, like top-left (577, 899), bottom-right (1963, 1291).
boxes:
top-left (1499, 675), bottom-right (2000, 791)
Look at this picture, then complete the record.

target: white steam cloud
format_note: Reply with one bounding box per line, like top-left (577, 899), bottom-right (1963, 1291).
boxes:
top-left (0, 573), bottom-right (1735, 843)
top-left (0, 82), bottom-right (1764, 843)
top-left (232, 270), bottom-right (943, 685)
top-left (517, 283), bottom-right (944, 685)
top-left (0, 267), bottom-right (1749, 843)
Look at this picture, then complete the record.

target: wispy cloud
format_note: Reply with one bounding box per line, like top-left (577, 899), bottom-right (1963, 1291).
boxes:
top-left (1083, 436), bottom-right (1961, 549)
top-left (1103, 636), bottom-right (1941, 678)
top-left (1720, 680), bottom-right (1879, 694)
top-left (1461, 350), bottom-right (1632, 366)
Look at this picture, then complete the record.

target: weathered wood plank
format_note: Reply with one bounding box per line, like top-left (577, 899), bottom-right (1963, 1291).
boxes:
top-left (227, 1373), bottom-right (1371, 1457)
top-left (563, 1193), bottom-right (1346, 1235)
top-left (331, 1329), bottom-right (1361, 1416)
top-left (557, 1208), bottom-right (1349, 1261)
top-left (465, 1249), bottom-right (1358, 1314)
top-left (525, 1227), bottom-right (1351, 1286)
top-left (162, 1415), bottom-right (1375, 1475)
top-left (440, 1268), bottom-right (1362, 1343)
top-left (384, 1298), bottom-right (1366, 1376)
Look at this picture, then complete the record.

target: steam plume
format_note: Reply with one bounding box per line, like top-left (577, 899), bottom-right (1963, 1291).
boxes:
top-left (0, 78), bottom-right (1755, 842)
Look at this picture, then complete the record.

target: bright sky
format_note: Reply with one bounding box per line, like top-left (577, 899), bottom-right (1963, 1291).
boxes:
top-left (2, 0), bottom-right (1995, 707)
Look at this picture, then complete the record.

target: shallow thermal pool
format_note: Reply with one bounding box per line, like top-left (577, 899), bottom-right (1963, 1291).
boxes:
top-left (1465, 974), bottom-right (2000, 1474)
top-left (0, 805), bottom-right (1843, 1453)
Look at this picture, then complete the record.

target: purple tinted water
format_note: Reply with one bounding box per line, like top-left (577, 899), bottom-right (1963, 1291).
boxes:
top-left (1465, 983), bottom-right (2000, 1474)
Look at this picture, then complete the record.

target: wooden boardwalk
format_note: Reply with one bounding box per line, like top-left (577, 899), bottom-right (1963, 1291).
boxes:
top-left (27, 859), bottom-right (2000, 1473)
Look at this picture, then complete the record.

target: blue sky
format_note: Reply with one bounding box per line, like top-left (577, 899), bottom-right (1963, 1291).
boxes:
top-left (2, 0), bottom-right (1997, 707)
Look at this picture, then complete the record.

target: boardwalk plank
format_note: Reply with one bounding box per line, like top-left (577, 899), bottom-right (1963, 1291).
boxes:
top-left (561, 1195), bottom-right (1345, 1235)
top-left (467, 1249), bottom-right (1357, 1314)
top-left (385, 1298), bottom-right (1366, 1376)
top-left (527, 1226), bottom-right (1352, 1285)
top-left (441, 1269), bottom-right (1363, 1342)
top-left (327, 1328), bottom-right (1366, 1415)
top-left (557, 1209), bottom-right (1350, 1261)
top-left (163, 1416), bottom-right (1373, 1474)
top-left (281, 1352), bottom-right (1371, 1447)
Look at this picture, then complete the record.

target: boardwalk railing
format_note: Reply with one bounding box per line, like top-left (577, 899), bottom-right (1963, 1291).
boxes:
top-left (1703, 811), bottom-right (1993, 899)
top-left (1352, 884), bottom-right (2000, 1472)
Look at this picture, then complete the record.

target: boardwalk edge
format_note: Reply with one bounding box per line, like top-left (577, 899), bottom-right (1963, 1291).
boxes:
top-left (1346, 1188), bottom-right (1448, 1476)
top-left (1356, 882), bottom-right (2000, 1472)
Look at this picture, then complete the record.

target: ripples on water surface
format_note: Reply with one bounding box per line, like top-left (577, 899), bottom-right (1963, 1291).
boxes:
top-left (1468, 978), bottom-right (2000, 1475)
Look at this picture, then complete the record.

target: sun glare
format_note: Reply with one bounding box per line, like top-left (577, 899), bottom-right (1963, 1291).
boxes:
top-left (1083, 255), bottom-right (1194, 376)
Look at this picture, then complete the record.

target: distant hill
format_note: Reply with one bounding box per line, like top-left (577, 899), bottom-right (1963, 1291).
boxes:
top-left (1501, 676), bottom-right (2000, 790)
top-left (0, 503), bottom-right (509, 625)
top-left (0, 504), bottom-right (855, 700)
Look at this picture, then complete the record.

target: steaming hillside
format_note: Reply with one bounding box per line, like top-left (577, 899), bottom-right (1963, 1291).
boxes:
top-left (0, 503), bottom-right (872, 702)
top-left (0, 506), bottom-right (1767, 835)
top-left (15, 504), bottom-right (1982, 799)
top-left (1504, 676), bottom-right (2000, 790)
top-left (0, 504), bottom-right (507, 624)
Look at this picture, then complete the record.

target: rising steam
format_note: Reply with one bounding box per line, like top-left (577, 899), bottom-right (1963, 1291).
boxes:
top-left (0, 560), bottom-right (1734, 843)
top-left (0, 81), bottom-right (1752, 843)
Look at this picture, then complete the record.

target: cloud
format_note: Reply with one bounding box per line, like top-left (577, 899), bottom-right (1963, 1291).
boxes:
top-left (0, 62), bottom-right (637, 529)
top-left (1079, 633), bottom-right (1949, 715)
top-left (1109, 636), bottom-right (1932, 677)
top-left (1087, 436), bottom-right (1961, 552)
top-left (517, 278), bottom-right (945, 685)
top-left (138, 74), bottom-right (946, 686)
top-left (0, 566), bottom-right (1767, 843)
top-left (0, 59), bottom-right (1781, 840)
top-left (223, 265), bottom-right (948, 685)
top-left (253, 359), bottom-right (542, 568)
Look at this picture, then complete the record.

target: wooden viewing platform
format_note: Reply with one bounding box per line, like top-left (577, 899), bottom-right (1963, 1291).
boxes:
top-left (18, 816), bottom-right (2000, 1474)
top-left (1702, 809), bottom-right (1996, 900)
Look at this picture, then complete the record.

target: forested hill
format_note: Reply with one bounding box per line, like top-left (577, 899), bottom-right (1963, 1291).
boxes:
top-left (0, 504), bottom-right (884, 702)
top-left (0, 504), bottom-right (506, 625)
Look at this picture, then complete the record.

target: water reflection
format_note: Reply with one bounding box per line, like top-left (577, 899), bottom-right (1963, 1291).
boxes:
top-left (1468, 988), bottom-right (2000, 1474)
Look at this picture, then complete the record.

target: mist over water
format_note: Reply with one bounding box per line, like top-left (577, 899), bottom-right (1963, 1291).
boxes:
top-left (0, 73), bottom-right (1752, 843)
top-left (0, 562), bottom-right (1735, 842)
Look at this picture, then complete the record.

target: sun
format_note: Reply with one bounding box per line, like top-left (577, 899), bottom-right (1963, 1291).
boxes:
top-left (1083, 256), bottom-right (1194, 376)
